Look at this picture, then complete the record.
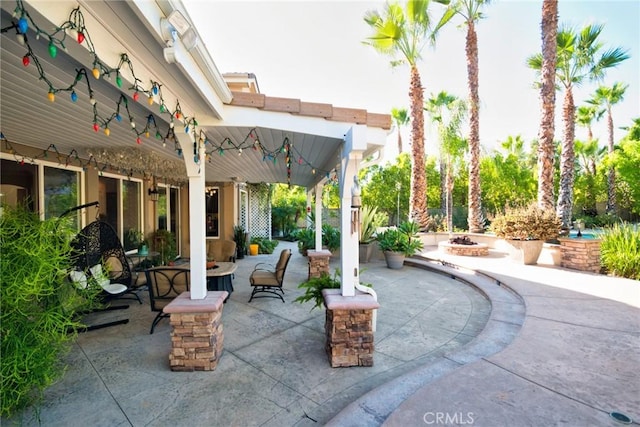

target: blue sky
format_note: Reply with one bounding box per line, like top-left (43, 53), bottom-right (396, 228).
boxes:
top-left (187, 0), bottom-right (639, 158)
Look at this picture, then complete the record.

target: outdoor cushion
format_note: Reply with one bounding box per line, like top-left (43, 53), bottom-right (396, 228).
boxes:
top-left (104, 256), bottom-right (123, 279)
top-left (70, 270), bottom-right (88, 289)
top-left (89, 264), bottom-right (127, 294)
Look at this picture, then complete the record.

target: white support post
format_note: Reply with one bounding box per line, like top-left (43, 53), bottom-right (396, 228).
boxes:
top-left (177, 131), bottom-right (207, 300)
top-left (314, 183), bottom-right (323, 251)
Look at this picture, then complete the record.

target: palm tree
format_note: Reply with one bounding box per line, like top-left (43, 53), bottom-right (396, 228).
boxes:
top-left (576, 104), bottom-right (604, 142)
top-left (535, 0), bottom-right (558, 212)
top-left (425, 91), bottom-right (457, 212)
top-left (364, 1), bottom-right (455, 229)
top-left (449, 0), bottom-right (490, 233)
top-left (528, 24), bottom-right (629, 229)
top-left (588, 82), bottom-right (629, 214)
top-left (391, 107), bottom-right (410, 155)
top-left (574, 138), bottom-right (606, 215)
top-left (425, 91), bottom-right (468, 231)
top-left (500, 134), bottom-right (526, 161)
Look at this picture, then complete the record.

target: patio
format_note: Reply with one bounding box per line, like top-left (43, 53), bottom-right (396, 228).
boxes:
top-left (4, 240), bottom-right (492, 426)
top-left (4, 239), bottom-right (639, 426)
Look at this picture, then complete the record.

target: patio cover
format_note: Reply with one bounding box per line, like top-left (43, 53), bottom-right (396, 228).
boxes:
top-left (0, 0), bottom-right (391, 298)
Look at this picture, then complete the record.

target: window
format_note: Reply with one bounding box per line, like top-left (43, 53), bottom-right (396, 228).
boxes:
top-left (99, 174), bottom-right (142, 250)
top-left (205, 186), bottom-right (219, 237)
top-left (156, 185), bottom-right (181, 256)
top-left (0, 157), bottom-right (82, 229)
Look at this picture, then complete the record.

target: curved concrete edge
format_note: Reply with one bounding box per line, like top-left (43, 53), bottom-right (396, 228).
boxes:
top-left (325, 256), bottom-right (526, 427)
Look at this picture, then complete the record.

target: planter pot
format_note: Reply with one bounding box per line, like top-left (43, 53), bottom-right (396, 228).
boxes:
top-left (383, 251), bottom-right (405, 269)
top-left (359, 242), bottom-right (374, 263)
top-left (507, 239), bottom-right (544, 265)
top-left (249, 244), bottom-right (259, 256)
top-left (236, 248), bottom-right (245, 260)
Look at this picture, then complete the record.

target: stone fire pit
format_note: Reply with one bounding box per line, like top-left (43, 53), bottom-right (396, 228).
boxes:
top-left (438, 235), bottom-right (489, 257)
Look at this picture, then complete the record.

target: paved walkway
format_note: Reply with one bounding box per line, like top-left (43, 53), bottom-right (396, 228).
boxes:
top-left (4, 241), bottom-right (639, 426)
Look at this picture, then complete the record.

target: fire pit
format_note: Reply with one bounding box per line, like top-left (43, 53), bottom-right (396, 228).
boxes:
top-left (438, 235), bottom-right (489, 257)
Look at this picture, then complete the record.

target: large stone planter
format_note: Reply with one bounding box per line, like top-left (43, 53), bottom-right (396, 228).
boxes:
top-left (383, 251), bottom-right (405, 269)
top-left (359, 242), bottom-right (375, 263)
top-left (507, 239), bottom-right (544, 265)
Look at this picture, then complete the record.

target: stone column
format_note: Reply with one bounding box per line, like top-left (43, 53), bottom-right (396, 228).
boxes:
top-left (558, 238), bottom-right (602, 274)
top-left (307, 249), bottom-right (331, 280)
top-left (322, 289), bottom-right (380, 367)
top-left (163, 291), bottom-right (227, 371)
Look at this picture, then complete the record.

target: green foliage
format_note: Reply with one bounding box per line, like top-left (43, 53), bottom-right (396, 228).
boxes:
top-left (480, 153), bottom-right (537, 215)
top-left (271, 184), bottom-right (306, 236)
top-left (294, 271), bottom-right (341, 311)
top-left (233, 225), bottom-right (247, 253)
top-left (490, 203), bottom-right (562, 241)
top-left (294, 269), bottom-right (372, 311)
top-left (359, 205), bottom-right (385, 243)
top-left (322, 224), bottom-right (341, 252)
top-left (600, 223), bottom-right (640, 280)
top-left (295, 228), bottom-right (315, 254)
top-left (250, 236), bottom-right (279, 254)
top-left (153, 229), bottom-right (177, 264)
top-left (376, 221), bottom-right (424, 256)
top-left (1, 204), bottom-right (100, 416)
top-left (611, 137), bottom-right (640, 215)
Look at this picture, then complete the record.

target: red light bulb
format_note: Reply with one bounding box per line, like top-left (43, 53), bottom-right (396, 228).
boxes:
top-left (93, 123), bottom-right (99, 132)
top-left (77, 32), bottom-right (85, 44)
top-left (133, 92), bottom-right (139, 102)
top-left (22, 55), bottom-right (29, 66)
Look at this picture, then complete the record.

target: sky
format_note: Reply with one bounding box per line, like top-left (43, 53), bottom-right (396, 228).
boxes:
top-left (185, 0), bottom-right (639, 160)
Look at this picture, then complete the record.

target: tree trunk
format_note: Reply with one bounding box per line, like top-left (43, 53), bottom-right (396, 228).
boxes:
top-left (440, 155), bottom-right (446, 212)
top-left (446, 156), bottom-right (454, 233)
top-left (557, 88), bottom-right (576, 230)
top-left (397, 132), bottom-right (403, 155)
top-left (606, 107), bottom-right (617, 214)
top-left (408, 65), bottom-right (429, 229)
top-left (536, 0), bottom-right (558, 212)
top-left (466, 21), bottom-right (483, 233)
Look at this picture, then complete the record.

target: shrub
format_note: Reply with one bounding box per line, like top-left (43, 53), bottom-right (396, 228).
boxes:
top-left (600, 223), bottom-right (640, 280)
top-left (250, 236), bottom-right (279, 254)
top-left (490, 203), bottom-right (561, 241)
top-left (376, 221), bottom-right (423, 256)
top-left (294, 269), bottom-right (372, 311)
top-left (1, 204), bottom-right (100, 416)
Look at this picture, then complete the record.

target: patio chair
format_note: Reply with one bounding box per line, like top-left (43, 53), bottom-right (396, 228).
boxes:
top-left (70, 220), bottom-right (142, 304)
top-left (248, 248), bottom-right (291, 303)
top-left (145, 267), bottom-right (191, 334)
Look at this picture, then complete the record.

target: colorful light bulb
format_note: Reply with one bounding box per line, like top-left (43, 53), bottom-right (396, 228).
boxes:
top-left (136, 137), bottom-right (141, 144)
top-left (175, 111), bottom-right (181, 119)
top-left (133, 91), bottom-right (139, 102)
top-left (22, 55), bottom-right (29, 66)
top-left (153, 85), bottom-right (158, 95)
top-left (70, 91), bottom-right (78, 102)
top-left (159, 105), bottom-right (165, 113)
top-left (16, 34), bottom-right (25, 46)
top-left (115, 113), bottom-right (122, 122)
top-left (115, 74), bottom-right (122, 88)
top-left (77, 32), bottom-right (85, 44)
top-left (147, 96), bottom-right (153, 106)
top-left (93, 123), bottom-right (99, 132)
top-left (104, 128), bottom-right (110, 136)
top-left (17, 17), bottom-right (28, 34)
top-left (92, 67), bottom-right (100, 79)
top-left (145, 131), bottom-right (150, 138)
top-left (47, 91), bottom-right (55, 102)
top-left (48, 42), bottom-right (57, 58)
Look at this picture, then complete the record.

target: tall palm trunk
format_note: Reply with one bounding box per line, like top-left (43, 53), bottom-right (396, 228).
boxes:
top-left (557, 88), bottom-right (576, 230)
top-left (440, 157), bottom-right (446, 211)
top-left (606, 107), bottom-right (616, 214)
top-left (446, 154), bottom-right (454, 232)
top-left (397, 132), bottom-right (403, 155)
top-left (537, 0), bottom-right (558, 211)
top-left (408, 65), bottom-right (429, 229)
top-left (466, 21), bottom-right (483, 233)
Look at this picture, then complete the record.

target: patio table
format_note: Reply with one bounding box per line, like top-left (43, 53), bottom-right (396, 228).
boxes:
top-left (186, 262), bottom-right (237, 295)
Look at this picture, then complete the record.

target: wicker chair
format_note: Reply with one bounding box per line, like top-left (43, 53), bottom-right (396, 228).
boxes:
top-left (248, 249), bottom-right (291, 303)
top-left (70, 220), bottom-right (142, 304)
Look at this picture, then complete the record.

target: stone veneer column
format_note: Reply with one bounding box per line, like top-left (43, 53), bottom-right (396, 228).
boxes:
top-left (163, 291), bottom-right (227, 371)
top-left (307, 249), bottom-right (331, 280)
top-left (558, 238), bottom-right (602, 274)
top-left (322, 289), bottom-right (380, 368)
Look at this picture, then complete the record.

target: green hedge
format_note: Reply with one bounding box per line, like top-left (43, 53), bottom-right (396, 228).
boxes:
top-left (600, 223), bottom-right (640, 280)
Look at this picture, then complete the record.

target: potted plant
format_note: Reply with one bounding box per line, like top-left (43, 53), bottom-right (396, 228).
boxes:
top-left (359, 205), bottom-right (385, 263)
top-left (376, 220), bottom-right (423, 269)
top-left (153, 229), bottom-right (177, 265)
top-left (490, 203), bottom-right (561, 265)
top-left (126, 229), bottom-right (148, 255)
top-left (233, 225), bottom-right (248, 259)
top-left (322, 223), bottom-right (341, 258)
top-left (296, 228), bottom-right (315, 256)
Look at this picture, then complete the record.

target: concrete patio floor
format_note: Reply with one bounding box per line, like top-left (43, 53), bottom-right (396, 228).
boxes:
top-left (3, 239), bottom-right (639, 426)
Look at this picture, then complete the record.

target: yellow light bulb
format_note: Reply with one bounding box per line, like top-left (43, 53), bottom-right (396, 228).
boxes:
top-left (92, 67), bottom-right (100, 79)
top-left (104, 128), bottom-right (110, 136)
top-left (145, 131), bottom-right (150, 138)
top-left (147, 96), bottom-right (154, 106)
top-left (47, 91), bottom-right (55, 102)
